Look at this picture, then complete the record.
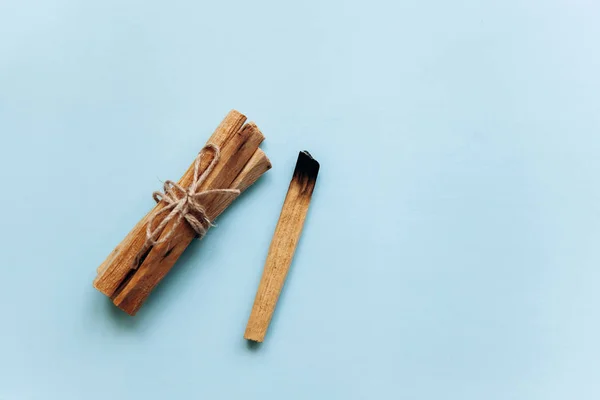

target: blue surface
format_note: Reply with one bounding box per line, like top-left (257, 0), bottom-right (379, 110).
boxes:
top-left (1, 0), bottom-right (599, 398)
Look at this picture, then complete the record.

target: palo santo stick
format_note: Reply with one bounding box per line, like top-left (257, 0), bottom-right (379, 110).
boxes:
top-left (232, 148), bottom-right (271, 192)
top-left (94, 110), bottom-right (246, 296)
top-left (244, 151), bottom-right (320, 342)
top-left (113, 123), bottom-right (266, 315)
top-left (198, 149), bottom-right (272, 222)
top-left (95, 110), bottom-right (245, 283)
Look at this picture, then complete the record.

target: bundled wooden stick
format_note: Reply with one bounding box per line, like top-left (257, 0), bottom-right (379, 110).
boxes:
top-left (94, 110), bottom-right (271, 315)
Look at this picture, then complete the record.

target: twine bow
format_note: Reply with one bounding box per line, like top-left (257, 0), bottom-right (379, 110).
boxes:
top-left (134, 144), bottom-right (240, 267)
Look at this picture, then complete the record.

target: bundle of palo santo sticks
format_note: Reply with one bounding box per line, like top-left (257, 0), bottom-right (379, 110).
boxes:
top-left (94, 110), bottom-right (271, 315)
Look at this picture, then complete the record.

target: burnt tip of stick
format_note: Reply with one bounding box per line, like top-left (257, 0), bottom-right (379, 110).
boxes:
top-left (293, 150), bottom-right (320, 181)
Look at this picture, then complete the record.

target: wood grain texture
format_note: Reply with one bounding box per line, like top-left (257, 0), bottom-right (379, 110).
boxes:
top-left (232, 148), bottom-right (271, 192)
top-left (94, 110), bottom-right (247, 297)
top-left (112, 123), bottom-right (266, 315)
top-left (244, 151), bottom-right (319, 342)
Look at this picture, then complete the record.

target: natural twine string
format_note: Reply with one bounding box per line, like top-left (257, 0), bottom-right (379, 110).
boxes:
top-left (133, 144), bottom-right (240, 267)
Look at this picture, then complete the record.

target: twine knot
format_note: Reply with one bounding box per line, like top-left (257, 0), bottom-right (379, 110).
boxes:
top-left (134, 144), bottom-right (240, 267)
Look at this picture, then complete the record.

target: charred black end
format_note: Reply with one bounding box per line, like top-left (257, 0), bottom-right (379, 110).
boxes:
top-left (293, 150), bottom-right (320, 182)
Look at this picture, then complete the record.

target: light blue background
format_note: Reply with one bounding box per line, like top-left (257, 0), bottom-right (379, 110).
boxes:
top-left (1, 0), bottom-right (599, 399)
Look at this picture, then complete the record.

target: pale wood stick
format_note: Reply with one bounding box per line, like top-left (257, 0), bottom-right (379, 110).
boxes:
top-left (94, 110), bottom-right (247, 296)
top-left (244, 151), bottom-right (319, 342)
top-left (198, 149), bottom-right (272, 222)
top-left (232, 148), bottom-right (271, 192)
top-left (113, 123), bottom-right (267, 315)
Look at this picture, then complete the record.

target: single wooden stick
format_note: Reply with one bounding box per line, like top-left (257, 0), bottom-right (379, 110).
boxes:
top-left (113, 123), bottom-right (266, 315)
top-left (94, 110), bottom-right (246, 296)
top-left (244, 151), bottom-right (320, 342)
top-left (232, 148), bottom-right (271, 193)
